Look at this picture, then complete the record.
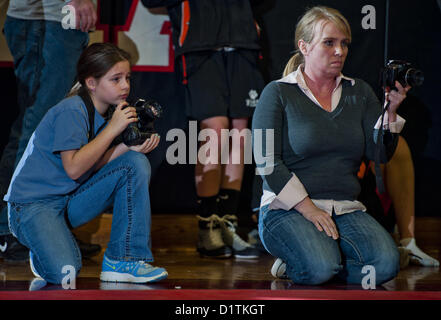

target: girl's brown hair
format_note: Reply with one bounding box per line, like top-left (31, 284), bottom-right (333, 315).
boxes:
top-left (68, 42), bottom-right (131, 96)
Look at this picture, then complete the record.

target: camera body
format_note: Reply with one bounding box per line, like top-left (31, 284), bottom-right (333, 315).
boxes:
top-left (110, 98), bottom-right (163, 146)
top-left (382, 60), bottom-right (424, 90)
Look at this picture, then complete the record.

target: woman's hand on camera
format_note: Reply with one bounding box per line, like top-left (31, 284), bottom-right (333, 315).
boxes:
top-left (107, 101), bottom-right (138, 138)
top-left (129, 134), bottom-right (160, 154)
top-left (385, 81), bottom-right (411, 120)
top-left (295, 197), bottom-right (339, 240)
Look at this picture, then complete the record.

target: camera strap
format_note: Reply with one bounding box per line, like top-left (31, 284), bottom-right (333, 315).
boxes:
top-left (374, 101), bottom-right (390, 194)
top-left (78, 88), bottom-right (97, 142)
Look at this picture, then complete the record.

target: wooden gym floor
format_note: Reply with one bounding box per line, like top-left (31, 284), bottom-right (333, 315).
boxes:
top-left (1, 214), bottom-right (441, 298)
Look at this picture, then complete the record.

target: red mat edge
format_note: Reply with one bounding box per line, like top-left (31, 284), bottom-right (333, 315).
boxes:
top-left (1, 289), bottom-right (440, 300)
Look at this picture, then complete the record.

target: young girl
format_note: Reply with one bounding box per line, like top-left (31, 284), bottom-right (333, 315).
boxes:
top-left (4, 43), bottom-right (168, 284)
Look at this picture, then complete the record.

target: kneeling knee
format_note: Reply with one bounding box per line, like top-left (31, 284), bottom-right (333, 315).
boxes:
top-left (361, 248), bottom-right (400, 285)
top-left (42, 261), bottom-right (82, 285)
top-left (292, 262), bottom-right (341, 285)
top-left (373, 249), bottom-right (400, 284)
top-left (124, 151), bottom-right (151, 177)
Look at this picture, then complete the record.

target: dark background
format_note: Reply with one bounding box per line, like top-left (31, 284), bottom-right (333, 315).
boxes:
top-left (0, 0), bottom-right (440, 217)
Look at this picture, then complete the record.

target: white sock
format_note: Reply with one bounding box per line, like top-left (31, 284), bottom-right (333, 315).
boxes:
top-left (400, 238), bottom-right (440, 267)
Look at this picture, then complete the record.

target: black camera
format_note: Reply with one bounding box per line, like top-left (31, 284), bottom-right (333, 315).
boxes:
top-left (109, 98), bottom-right (163, 146)
top-left (382, 60), bottom-right (424, 90)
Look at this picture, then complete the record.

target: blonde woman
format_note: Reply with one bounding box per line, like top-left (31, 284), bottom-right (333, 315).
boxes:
top-left (252, 6), bottom-right (410, 285)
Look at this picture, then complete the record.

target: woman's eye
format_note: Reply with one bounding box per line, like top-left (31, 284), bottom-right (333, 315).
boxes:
top-left (324, 40), bottom-right (333, 46)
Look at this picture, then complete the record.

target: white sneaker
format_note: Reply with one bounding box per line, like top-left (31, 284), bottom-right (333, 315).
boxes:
top-left (271, 258), bottom-right (288, 279)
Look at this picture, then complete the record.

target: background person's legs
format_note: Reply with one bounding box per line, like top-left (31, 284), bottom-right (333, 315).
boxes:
top-left (371, 136), bottom-right (439, 267)
top-left (195, 116), bottom-right (259, 258)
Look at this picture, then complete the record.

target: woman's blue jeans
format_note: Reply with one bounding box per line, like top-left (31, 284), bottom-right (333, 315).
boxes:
top-left (258, 205), bottom-right (400, 285)
top-left (8, 151), bottom-right (154, 284)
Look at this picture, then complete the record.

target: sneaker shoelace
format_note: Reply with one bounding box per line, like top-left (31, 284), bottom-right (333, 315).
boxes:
top-left (120, 260), bottom-right (157, 275)
top-left (197, 214), bottom-right (225, 248)
top-left (135, 261), bottom-right (158, 275)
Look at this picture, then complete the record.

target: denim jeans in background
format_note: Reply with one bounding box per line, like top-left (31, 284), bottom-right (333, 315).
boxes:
top-left (8, 151), bottom-right (154, 284)
top-left (258, 205), bottom-right (400, 286)
top-left (0, 16), bottom-right (89, 235)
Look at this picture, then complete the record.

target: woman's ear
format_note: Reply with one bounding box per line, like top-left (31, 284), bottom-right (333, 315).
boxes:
top-left (85, 77), bottom-right (97, 93)
top-left (298, 39), bottom-right (308, 56)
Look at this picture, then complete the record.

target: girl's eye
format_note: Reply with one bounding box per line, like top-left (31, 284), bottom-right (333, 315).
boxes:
top-left (111, 77), bottom-right (120, 82)
top-left (342, 41), bottom-right (350, 48)
top-left (324, 40), bottom-right (333, 46)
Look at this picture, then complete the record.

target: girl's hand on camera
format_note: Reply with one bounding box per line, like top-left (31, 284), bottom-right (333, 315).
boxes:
top-left (129, 134), bottom-right (160, 154)
top-left (107, 101), bottom-right (138, 137)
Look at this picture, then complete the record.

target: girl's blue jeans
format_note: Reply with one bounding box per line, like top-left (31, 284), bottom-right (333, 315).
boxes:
top-left (258, 205), bottom-right (400, 285)
top-left (8, 151), bottom-right (154, 284)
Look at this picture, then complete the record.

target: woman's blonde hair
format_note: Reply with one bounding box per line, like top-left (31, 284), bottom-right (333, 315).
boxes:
top-left (283, 6), bottom-right (352, 77)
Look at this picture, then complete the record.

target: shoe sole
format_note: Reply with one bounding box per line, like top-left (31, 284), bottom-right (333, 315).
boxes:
top-left (198, 251), bottom-right (232, 259)
top-left (197, 246), bottom-right (233, 259)
top-left (100, 270), bottom-right (168, 283)
top-left (234, 254), bottom-right (260, 259)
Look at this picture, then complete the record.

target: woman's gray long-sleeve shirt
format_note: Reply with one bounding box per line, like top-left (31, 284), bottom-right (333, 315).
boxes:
top-left (252, 69), bottom-right (404, 213)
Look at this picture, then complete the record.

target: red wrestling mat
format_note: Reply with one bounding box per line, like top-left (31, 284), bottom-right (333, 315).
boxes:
top-left (1, 289), bottom-right (441, 300)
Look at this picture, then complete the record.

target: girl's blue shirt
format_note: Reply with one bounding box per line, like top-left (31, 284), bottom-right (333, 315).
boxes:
top-left (4, 95), bottom-right (107, 203)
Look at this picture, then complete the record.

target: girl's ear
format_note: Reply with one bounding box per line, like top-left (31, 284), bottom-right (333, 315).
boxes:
top-left (85, 77), bottom-right (97, 92)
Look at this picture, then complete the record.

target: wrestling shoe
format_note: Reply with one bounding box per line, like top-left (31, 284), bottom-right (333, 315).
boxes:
top-left (75, 237), bottom-right (102, 258)
top-left (100, 255), bottom-right (168, 283)
top-left (197, 214), bottom-right (232, 258)
top-left (220, 215), bottom-right (260, 259)
top-left (247, 229), bottom-right (267, 253)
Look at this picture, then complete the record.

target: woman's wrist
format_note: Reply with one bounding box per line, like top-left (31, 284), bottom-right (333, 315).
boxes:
top-left (387, 109), bottom-right (397, 123)
top-left (294, 196), bottom-right (315, 215)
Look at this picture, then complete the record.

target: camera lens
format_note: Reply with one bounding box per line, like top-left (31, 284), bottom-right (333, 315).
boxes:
top-left (405, 68), bottom-right (424, 87)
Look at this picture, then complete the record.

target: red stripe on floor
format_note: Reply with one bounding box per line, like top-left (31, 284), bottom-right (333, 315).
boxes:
top-left (1, 289), bottom-right (441, 300)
